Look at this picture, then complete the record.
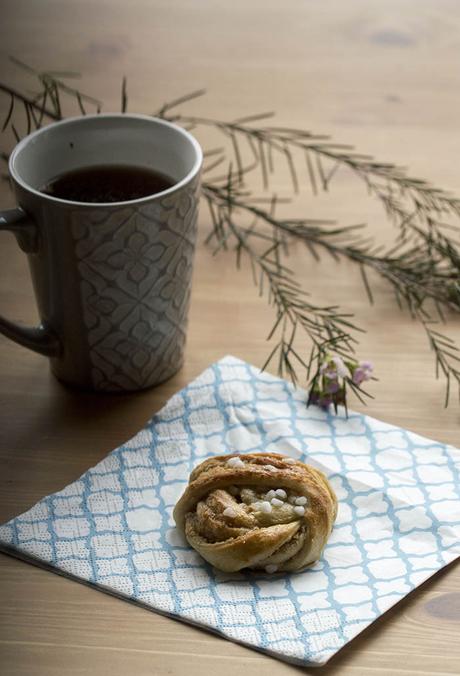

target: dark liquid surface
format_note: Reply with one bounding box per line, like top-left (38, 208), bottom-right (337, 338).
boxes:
top-left (40, 164), bottom-right (175, 203)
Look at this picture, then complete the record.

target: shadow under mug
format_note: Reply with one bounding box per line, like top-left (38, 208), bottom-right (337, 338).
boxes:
top-left (0, 114), bottom-right (202, 391)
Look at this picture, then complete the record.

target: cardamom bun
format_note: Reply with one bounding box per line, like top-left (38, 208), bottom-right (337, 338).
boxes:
top-left (173, 452), bottom-right (337, 573)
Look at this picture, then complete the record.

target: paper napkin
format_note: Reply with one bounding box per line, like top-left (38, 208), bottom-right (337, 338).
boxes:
top-left (0, 356), bottom-right (459, 666)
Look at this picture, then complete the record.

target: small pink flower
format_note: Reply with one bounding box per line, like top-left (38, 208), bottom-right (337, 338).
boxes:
top-left (331, 356), bottom-right (351, 379)
top-left (352, 367), bottom-right (366, 385)
top-left (320, 362), bottom-right (335, 377)
top-left (360, 361), bottom-right (373, 379)
top-left (308, 353), bottom-right (373, 413)
top-left (352, 360), bottom-right (373, 385)
top-left (325, 379), bottom-right (340, 394)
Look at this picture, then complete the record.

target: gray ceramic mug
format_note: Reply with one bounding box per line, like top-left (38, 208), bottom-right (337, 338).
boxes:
top-left (0, 114), bottom-right (202, 391)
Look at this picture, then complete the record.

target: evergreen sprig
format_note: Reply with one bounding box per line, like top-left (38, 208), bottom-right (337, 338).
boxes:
top-left (1, 60), bottom-right (459, 408)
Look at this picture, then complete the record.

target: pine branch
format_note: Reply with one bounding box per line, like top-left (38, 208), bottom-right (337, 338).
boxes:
top-left (204, 179), bottom-right (460, 403)
top-left (3, 66), bottom-right (460, 409)
top-left (202, 173), bottom-right (363, 389)
top-left (420, 315), bottom-right (460, 405)
top-left (0, 60), bottom-right (102, 138)
top-left (170, 112), bottom-right (460, 276)
top-left (0, 83), bottom-right (60, 123)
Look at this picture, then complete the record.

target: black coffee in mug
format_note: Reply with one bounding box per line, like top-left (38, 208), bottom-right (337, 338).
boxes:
top-left (40, 164), bottom-right (175, 203)
top-left (2, 113), bottom-right (202, 392)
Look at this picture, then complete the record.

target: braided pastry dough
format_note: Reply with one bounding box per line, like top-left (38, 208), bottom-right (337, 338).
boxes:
top-left (173, 452), bottom-right (337, 573)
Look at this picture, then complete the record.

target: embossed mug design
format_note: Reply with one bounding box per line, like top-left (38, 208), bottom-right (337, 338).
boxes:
top-left (0, 114), bottom-right (202, 391)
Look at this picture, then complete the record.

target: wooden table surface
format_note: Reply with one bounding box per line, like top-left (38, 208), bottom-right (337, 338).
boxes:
top-left (1, 1), bottom-right (459, 674)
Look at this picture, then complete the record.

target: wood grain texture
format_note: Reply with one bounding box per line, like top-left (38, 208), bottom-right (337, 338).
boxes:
top-left (0, 1), bottom-right (459, 674)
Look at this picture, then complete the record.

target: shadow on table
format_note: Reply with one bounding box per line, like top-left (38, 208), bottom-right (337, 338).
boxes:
top-left (0, 364), bottom-right (184, 519)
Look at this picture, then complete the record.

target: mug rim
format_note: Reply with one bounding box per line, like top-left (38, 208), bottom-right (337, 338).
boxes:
top-left (9, 113), bottom-right (203, 208)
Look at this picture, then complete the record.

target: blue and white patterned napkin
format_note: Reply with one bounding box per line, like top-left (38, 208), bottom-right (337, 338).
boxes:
top-left (1, 356), bottom-right (459, 666)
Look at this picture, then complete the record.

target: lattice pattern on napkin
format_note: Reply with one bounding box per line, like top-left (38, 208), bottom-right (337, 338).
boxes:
top-left (0, 356), bottom-right (459, 666)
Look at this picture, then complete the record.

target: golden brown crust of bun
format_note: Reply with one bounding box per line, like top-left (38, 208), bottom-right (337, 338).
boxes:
top-left (173, 452), bottom-right (337, 573)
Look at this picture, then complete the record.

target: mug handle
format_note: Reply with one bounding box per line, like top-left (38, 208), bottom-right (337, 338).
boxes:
top-left (0, 207), bottom-right (61, 357)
